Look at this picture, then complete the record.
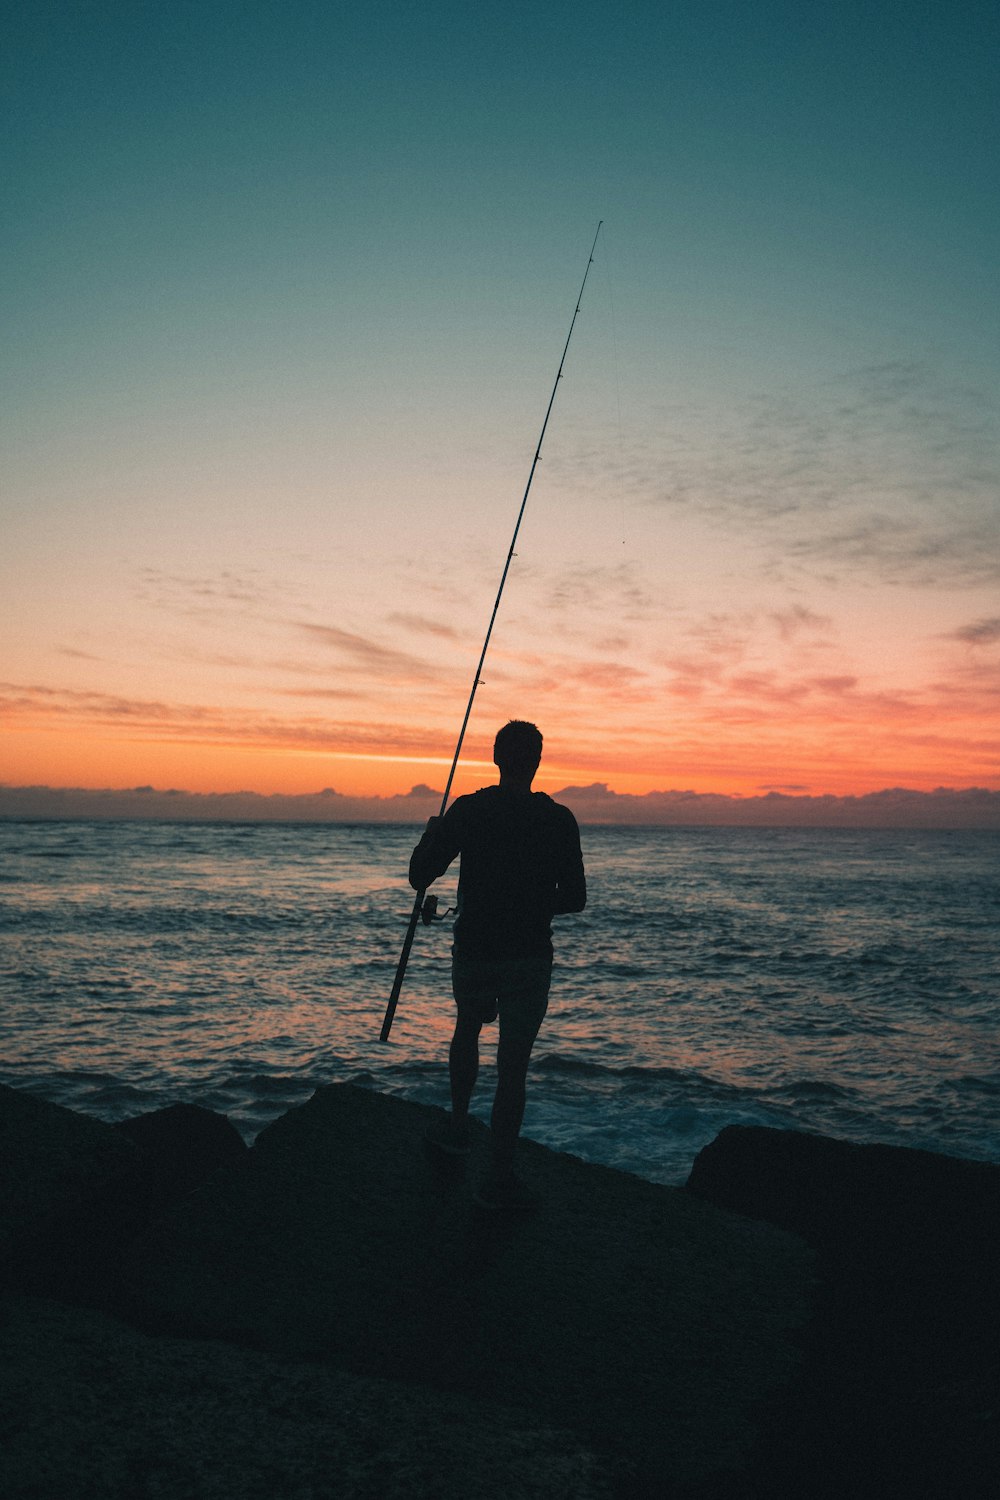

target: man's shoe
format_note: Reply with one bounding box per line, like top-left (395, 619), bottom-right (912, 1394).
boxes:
top-left (423, 1116), bottom-right (470, 1156)
top-left (473, 1173), bottom-right (540, 1213)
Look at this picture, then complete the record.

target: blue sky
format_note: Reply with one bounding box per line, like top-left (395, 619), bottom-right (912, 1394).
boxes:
top-left (3, 1), bottom-right (998, 808)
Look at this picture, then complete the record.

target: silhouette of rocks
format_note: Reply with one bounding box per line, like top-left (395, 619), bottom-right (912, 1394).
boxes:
top-left (0, 1086), bottom-right (249, 1303)
top-left (0, 1082), bottom-right (811, 1497)
top-left (0, 1082), bottom-right (140, 1286)
top-left (686, 1123), bottom-right (1000, 1371)
top-left (687, 1125), bottom-right (1000, 1495)
top-left (6, 1083), bottom-right (998, 1496)
top-left (115, 1100), bottom-right (248, 1203)
top-left (116, 1084), bottom-right (810, 1493)
top-left (1, 1295), bottom-right (611, 1499)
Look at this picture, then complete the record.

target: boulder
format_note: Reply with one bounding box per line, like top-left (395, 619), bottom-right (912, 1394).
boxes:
top-left (0, 1083), bottom-right (139, 1287)
top-left (115, 1100), bottom-right (248, 1203)
top-left (686, 1124), bottom-right (1000, 1373)
top-left (687, 1125), bottom-right (1000, 1497)
top-left (117, 1083), bottom-right (814, 1495)
top-left (0, 1086), bottom-right (248, 1301)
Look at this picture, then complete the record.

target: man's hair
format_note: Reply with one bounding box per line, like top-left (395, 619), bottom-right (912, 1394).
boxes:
top-left (493, 719), bottom-right (543, 777)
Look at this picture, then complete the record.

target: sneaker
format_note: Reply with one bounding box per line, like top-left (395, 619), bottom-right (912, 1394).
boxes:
top-left (423, 1117), bottom-right (470, 1156)
top-left (473, 1174), bottom-right (540, 1213)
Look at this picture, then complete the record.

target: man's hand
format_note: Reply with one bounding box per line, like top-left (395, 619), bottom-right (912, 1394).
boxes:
top-left (423, 815), bottom-right (441, 834)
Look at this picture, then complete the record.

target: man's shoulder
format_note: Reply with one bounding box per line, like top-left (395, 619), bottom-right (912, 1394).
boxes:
top-left (530, 791), bottom-right (580, 829)
top-left (449, 786), bottom-right (498, 812)
top-left (451, 786), bottom-right (577, 830)
top-left (443, 786), bottom-right (500, 826)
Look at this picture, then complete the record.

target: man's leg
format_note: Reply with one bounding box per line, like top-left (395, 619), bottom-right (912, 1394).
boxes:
top-left (488, 955), bottom-right (552, 1185)
top-left (489, 1035), bottom-right (534, 1182)
top-left (449, 1011), bottom-right (483, 1130)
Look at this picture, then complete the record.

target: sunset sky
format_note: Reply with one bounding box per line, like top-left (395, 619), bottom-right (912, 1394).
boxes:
top-left (3, 2), bottom-right (998, 816)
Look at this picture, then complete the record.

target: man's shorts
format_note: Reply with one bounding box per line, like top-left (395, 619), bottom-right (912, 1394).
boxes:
top-left (451, 952), bottom-right (553, 1050)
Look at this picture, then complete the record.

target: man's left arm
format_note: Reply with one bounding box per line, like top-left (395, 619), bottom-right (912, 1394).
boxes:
top-left (553, 812), bottom-right (586, 914)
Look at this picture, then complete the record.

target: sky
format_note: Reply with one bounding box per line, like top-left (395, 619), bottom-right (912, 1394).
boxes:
top-left (3, 1), bottom-right (998, 822)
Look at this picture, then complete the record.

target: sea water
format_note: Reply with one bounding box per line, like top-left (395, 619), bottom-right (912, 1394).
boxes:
top-left (1, 819), bottom-right (997, 1184)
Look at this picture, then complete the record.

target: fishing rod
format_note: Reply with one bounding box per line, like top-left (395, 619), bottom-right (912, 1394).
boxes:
top-left (379, 220), bottom-right (603, 1043)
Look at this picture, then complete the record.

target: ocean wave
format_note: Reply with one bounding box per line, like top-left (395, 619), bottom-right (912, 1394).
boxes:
top-left (534, 1051), bottom-right (716, 1090)
top-left (770, 1078), bottom-right (855, 1101)
top-left (218, 1072), bottom-right (317, 1097)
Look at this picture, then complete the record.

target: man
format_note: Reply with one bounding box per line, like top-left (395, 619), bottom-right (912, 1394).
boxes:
top-left (409, 719), bottom-right (586, 1209)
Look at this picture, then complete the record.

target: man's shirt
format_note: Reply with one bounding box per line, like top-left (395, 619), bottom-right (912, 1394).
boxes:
top-left (409, 785), bottom-right (586, 959)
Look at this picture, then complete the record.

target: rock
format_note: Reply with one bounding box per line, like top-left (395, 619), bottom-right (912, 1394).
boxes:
top-left (687, 1125), bottom-right (1000, 1497)
top-left (119, 1083), bottom-right (813, 1495)
top-left (686, 1124), bottom-right (1000, 1373)
top-left (0, 1087), bottom-right (248, 1303)
top-left (0, 1083), bottom-right (140, 1287)
top-left (115, 1101), bottom-right (248, 1204)
top-left (0, 1294), bottom-right (613, 1499)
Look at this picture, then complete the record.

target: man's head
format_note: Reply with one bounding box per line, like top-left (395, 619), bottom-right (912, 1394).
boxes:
top-left (493, 719), bottom-right (543, 783)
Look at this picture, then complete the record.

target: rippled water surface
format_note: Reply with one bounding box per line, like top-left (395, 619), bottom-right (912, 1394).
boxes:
top-left (1, 819), bottom-right (997, 1182)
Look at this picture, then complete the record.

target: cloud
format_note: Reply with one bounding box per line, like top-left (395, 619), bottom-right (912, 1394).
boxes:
top-left (0, 681), bottom-right (452, 758)
top-left (133, 567), bottom-right (465, 688)
top-left (551, 361), bottom-right (1000, 589)
top-left (533, 561), bottom-right (657, 621)
top-left (550, 783), bottom-right (1000, 829)
top-left (769, 605), bottom-right (833, 642)
top-left (0, 682), bottom-right (201, 724)
top-left (4, 781), bottom-right (997, 827)
top-left (387, 612), bottom-right (462, 641)
top-left (0, 784), bottom-right (448, 824)
top-left (809, 675), bottom-right (859, 695)
top-left (276, 687), bottom-right (372, 700)
top-left (296, 622), bottom-right (441, 680)
top-left (137, 567), bottom-right (277, 614)
top-left (948, 617), bottom-right (1000, 646)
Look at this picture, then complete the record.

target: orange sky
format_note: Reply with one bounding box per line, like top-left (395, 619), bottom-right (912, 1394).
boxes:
top-left (3, 469), bottom-right (999, 806)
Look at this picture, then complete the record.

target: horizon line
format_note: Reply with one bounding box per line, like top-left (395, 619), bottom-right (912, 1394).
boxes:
top-left (2, 781), bottom-right (998, 831)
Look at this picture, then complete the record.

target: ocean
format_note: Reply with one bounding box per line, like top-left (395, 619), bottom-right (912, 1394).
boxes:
top-left (1, 819), bottom-right (997, 1185)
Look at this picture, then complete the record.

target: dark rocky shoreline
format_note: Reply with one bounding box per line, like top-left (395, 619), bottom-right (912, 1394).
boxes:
top-left (1, 1081), bottom-right (996, 1497)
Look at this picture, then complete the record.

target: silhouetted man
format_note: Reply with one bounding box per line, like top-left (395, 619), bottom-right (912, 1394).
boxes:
top-left (409, 719), bottom-right (586, 1209)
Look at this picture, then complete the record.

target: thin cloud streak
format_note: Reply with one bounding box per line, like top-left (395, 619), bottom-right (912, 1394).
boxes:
top-left (296, 622), bottom-right (444, 681)
top-left (0, 682), bottom-right (456, 758)
top-left (387, 611), bottom-right (463, 641)
top-left (550, 361), bottom-right (1000, 589)
top-left (949, 617), bottom-right (1000, 646)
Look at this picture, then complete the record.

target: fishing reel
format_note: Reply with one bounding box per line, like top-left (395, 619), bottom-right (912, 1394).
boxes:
top-left (420, 894), bottom-right (455, 925)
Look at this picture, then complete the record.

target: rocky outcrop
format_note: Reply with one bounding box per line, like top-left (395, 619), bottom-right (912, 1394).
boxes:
top-left (687, 1125), bottom-right (1000, 1495)
top-left (1, 1087), bottom-right (249, 1302)
top-left (686, 1123), bottom-right (1000, 1372)
top-left (1, 1294), bottom-right (611, 1499)
top-left (0, 1082), bottom-right (140, 1284)
top-left (115, 1100), bottom-right (249, 1202)
top-left (5, 1086), bottom-right (996, 1496)
top-left (0, 1082), bottom-right (811, 1497)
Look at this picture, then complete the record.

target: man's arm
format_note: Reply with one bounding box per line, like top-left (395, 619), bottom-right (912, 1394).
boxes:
top-left (553, 812), bottom-right (586, 914)
top-left (408, 805), bottom-right (463, 891)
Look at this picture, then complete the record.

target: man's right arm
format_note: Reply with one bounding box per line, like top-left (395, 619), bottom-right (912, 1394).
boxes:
top-left (408, 805), bottom-right (463, 891)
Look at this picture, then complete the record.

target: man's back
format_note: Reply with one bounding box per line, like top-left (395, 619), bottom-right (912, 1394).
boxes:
top-left (409, 785), bottom-right (585, 958)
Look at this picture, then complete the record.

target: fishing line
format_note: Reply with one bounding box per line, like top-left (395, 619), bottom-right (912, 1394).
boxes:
top-left (602, 225), bottom-right (627, 547)
top-left (379, 220), bottom-right (604, 1042)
